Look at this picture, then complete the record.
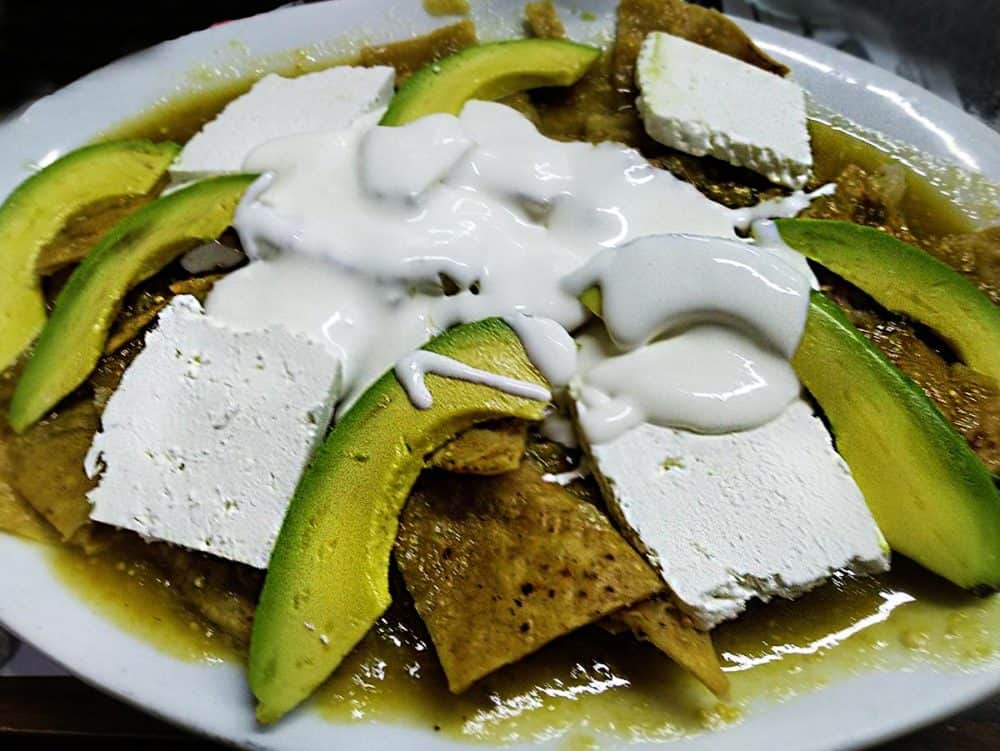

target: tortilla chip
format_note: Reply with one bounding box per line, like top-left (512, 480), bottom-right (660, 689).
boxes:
top-left (169, 274), bottom-right (223, 299)
top-left (605, 595), bottom-right (729, 697)
top-left (650, 151), bottom-right (786, 209)
top-left (147, 543), bottom-right (263, 647)
top-left (429, 418), bottom-right (528, 475)
top-left (35, 192), bottom-right (161, 275)
top-left (360, 19), bottom-right (477, 82)
top-left (525, 1), bottom-right (566, 39)
top-left (396, 461), bottom-right (664, 693)
top-left (0, 485), bottom-right (59, 543)
top-left (612, 0), bottom-right (789, 90)
top-left (6, 400), bottom-right (98, 542)
top-left (0, 425), bottom-right (59, 543)
top-left (531, 50), bottom-right (643, 145)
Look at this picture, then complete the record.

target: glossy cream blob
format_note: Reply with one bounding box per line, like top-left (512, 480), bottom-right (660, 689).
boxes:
top-left (214, 100), bottom-right (822, 430)
top-left (566, 235), bottom-right (810, 443)
top-left (575, 327), bottom-right (802, 442)
top-left (563, 235), bottom-right (810, 356)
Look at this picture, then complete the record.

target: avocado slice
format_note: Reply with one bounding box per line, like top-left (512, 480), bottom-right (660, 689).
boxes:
top-left (0, 139), bottom-right (179, 372)
top-left (793, 291), bottom-right (1000, 590)
top-left (249, 318), bottom-right (549, 723)
top-left (8, 174), bottom-right (255, 433)
top-left (380, 38), bottom-right (601, 125)
top-left (776, 218), bottom-right (1000, 381)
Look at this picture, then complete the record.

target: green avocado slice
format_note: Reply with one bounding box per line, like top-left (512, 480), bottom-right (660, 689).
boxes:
top-left (793, 291), bottom-right (1000, 590)
top-left (380, 38), bottom-right (601, 126)
top-left (8, 174), bottom-right (255, 433)
top-left (0, 139), bottom-right (179, 372)
top-left (775, 218), bottom-right (1000, 381)
top-left (249, 318), bottom-right (549, 723)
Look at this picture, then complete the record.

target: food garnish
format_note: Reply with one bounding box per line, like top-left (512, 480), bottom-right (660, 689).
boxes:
top-left (0, 140), bottom-right (178, 371)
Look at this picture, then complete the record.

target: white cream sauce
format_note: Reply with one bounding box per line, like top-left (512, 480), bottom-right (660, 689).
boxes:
top-left (395, 351), bottom-right (551, 409)
top-left (565, 234), bottom-right (810, 443)
top-left (562, 234), bottom-right (810, 356)
top-left (213, 100), bottom-right (825, 434)
top-left (729, 183), bottom-right (836, 231)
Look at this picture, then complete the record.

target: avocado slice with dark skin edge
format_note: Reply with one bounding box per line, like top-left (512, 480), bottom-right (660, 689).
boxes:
top-left (775, 218), bottom-right (1000, 381)
top-left (379, 38), bottom-right (601, 126)
top-left (0, 139), bottom-right (180, 372)
top-left (249, 318), bottom-right (550, 723)
top-left (580, 285), bottom-right (1000, 590)
top-left (792, 291), bottom-right (1000, 591)
top-left (8, 174), bottom-right (256, 433)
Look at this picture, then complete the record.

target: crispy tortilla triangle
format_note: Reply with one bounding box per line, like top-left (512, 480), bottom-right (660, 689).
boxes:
top-left (396, 461), bottom-right (664, 692)
top-left (429, 418), bottom-right (528, 475)
top-left (606, 595), bottom-right (729, 697)
top-left (6, 400), bottom-right (98, 543)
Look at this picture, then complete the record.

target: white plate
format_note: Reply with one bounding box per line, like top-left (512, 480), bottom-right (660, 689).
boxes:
top-left (0, 2), bottom-right (997, 749)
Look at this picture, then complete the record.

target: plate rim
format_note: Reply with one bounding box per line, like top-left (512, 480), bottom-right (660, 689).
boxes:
top-left (0, 2), bottom-right (998, 750)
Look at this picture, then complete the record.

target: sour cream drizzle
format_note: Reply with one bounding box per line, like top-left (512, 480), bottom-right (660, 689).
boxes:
top-left (395, 351), bottom-right (551, 409)
top-left (729, 183), bottom-right (836, 231)
top-left (214, 101), bottom-right (825, 436)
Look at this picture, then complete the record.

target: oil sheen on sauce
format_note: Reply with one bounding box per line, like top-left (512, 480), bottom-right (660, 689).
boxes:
top-left (45, 541), bottom-right (1000, 745)
top-left (312, 561), bottom-right (1000, 745)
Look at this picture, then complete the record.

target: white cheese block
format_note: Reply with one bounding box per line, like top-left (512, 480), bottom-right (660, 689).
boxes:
top-left (636, 32), bottom-right (812, 189)
top-left (587, 399), bottom-right (889, 628)
top-left (170, 65), bottom-right (395, 178)
top-left (85, 296), bottom-right (341, 569)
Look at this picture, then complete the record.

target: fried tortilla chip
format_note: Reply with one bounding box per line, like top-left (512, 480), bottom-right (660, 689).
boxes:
top-left (0, 483), bottom-right (58, 543)
top-left (525, 0), bottom-right (566, 39)
top-left (612, 0), bottom-right (788, 90)
top-left (429, 418), bottom-right (528, 475)
top-left (605, 595), bottom-right (729, 697)
top-left (169, 274), bottom-right (223, 300)
top-left (146, 543), bottom-right (263, 647)
top-left (360, 19), bottom-right (477, 82)
top-left (0, 424), bottom-right (59, 543)
top-left (6, 400), bottom-right (98, 543)
top-left (650, 150), bottom-right (786, 209)
top-left (104, 274), bottom-right (224, 355)
top-left (396, 461), bottom-right (664, 693)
